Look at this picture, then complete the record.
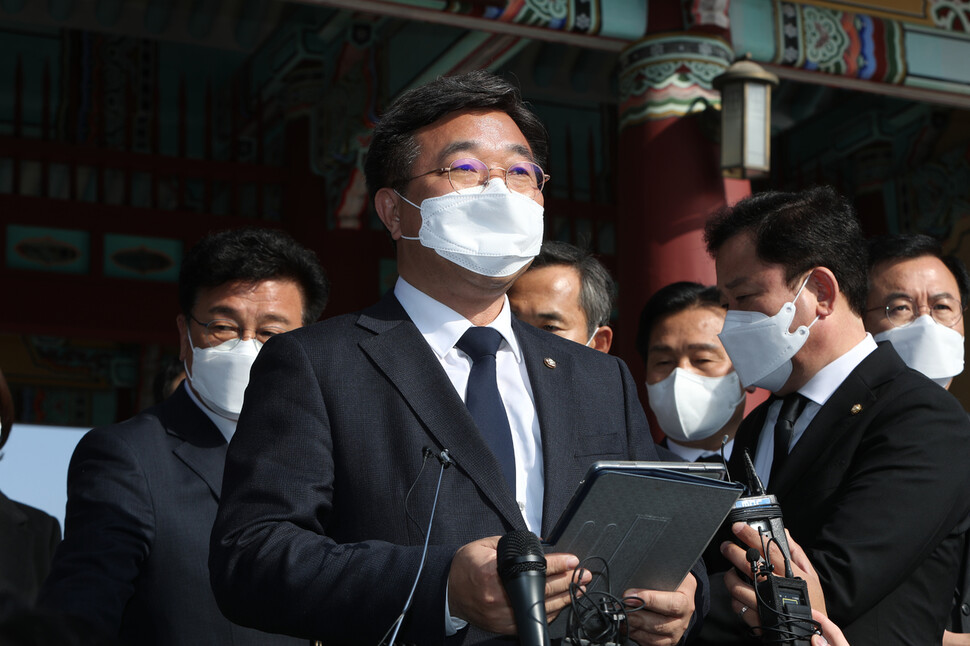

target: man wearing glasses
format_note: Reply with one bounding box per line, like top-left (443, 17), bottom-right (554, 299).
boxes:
top-left (865, 233), bottom-right (968, 390)
top-left (39, 228), bottom-right (329, 645)
top-left (864, 233), bottom-right (970, 646)
top-left (210, 71), bottom-right (703, 646)
top-left (703, 188), bottom-right (970, 645)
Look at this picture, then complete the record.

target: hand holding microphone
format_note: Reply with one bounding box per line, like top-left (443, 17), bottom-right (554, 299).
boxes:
top-left (446, 532), bottom-right (589, 639)
top-left (497, 531), bottom-right (550, 646)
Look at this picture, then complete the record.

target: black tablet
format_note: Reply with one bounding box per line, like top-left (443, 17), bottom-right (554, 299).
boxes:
top-left (543, 461), bottom-right (744, 638)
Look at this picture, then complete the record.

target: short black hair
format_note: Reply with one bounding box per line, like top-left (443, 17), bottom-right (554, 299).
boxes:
top-left (636, 282), bottom-right (723, 363)
top-left (364, 70), bottom-right (548, 200)
top-left (527, 241), bottom-right (614, 337)
top-left (178, 227), bottom-right (329, 326)
top-left (867, 233), bottom-right (970, 308)
top-left (704, 186), bottom-right (869, 316)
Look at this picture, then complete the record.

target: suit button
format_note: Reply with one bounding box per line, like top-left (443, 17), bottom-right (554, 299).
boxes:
top-left (961, 603), bottom-right (970, 615)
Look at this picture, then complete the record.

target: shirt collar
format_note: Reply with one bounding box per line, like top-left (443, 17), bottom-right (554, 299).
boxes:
top-left (799, 333), bottom-right (878, 406)
top-left (394, 277), bottom-right (522, 362)
top-left (184, 381), bottom-right (236, 443)
top-left (665, 438), bottom-right (733, 463)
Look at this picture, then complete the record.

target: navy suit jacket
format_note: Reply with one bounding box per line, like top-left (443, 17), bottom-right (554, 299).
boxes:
top-left (0, 491), bottom-right (59, 605)
top-left (38, 385), bottom-right (306, 646)
top-left (210, 292), bottom-right (705, 645)
top-left (706, 343), bottom-right (970, 646)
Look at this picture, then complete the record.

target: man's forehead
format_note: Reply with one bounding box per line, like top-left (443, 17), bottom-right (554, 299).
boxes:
top-left (414, 109), bottom-right (532, 157)
top-left (871, 255), bottom-right (958, 290)
top-left (511, 266), bottom-right (585, 320)
top-left (194, 278), bottom-right (304, 315)
top-left (434, 139), bottom-right (534, 163)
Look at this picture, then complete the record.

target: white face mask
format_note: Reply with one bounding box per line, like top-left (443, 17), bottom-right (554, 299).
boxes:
top-left (873, 315), bottom-right (965, 387)
top-left (717, 275), bottom-right (818, 392)
top-left (184, 330), bottom-right (261, 420)
top-left (396, 179), bottom-right (544, 277)
top-left (647, 368), bottom-right (745, 443)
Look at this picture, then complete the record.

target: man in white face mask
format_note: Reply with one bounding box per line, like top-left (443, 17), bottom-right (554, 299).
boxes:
top-left (210, 71), bottom-right (702, 646)
top-left (863, 233), bottom-right (970, 646)
top-left (39, 228), bottom-right (329, 645)
top-left (636, 282), bottom-right (746, 463)
top-left (864, 233), bottom-right (968, 390)
top-left (508, 241), bottom-right (614, 352)
top-left (698, 187), bottom-right (970, 646)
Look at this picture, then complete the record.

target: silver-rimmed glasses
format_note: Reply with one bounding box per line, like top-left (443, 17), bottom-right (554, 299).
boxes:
top-left (408, 157), bottom-right (549, 195)
top-left (189, 315), bottom-right (289, 348)
top-left (867, 295), bottom-right (965, 329)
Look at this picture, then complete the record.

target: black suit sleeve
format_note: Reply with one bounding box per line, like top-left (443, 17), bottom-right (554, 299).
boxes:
top-left (38, 428), bottom-right (155, 636)
top-left (805, 382), bottom-right (970, 627)
top-left (209, 332), bottom-right (458, 645)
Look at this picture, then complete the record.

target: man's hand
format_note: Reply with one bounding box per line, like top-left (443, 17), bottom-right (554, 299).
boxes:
top-left (944, 631), bottom-right (970, 646)
top-left (623, 573), bottom-right (697, 646)
top-left (721, 522), bottom-right (826, 632)
top-left (447, 535), bottom-right (591, 634)
top-left (812, 609), bottom-right (849, 646)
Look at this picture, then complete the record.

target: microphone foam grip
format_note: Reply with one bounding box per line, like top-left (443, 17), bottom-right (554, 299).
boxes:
top-left (496, 530), bottom-right (550, 646)
top-left (497, 531), bottom-right (546, 578)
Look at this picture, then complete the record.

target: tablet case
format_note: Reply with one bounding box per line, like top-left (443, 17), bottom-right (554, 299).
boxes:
top-left (543, 461), bottom-right (744, 639)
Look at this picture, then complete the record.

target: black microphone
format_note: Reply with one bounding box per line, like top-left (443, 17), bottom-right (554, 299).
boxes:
top-left (497, 530), bottom-right (550, 646)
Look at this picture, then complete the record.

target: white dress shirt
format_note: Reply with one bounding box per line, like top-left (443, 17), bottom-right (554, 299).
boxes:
top-left (755, 333), bottom-right (877, 487)
top-left (665, 438), bottom-right (734, 463)
top-left (394, 277), bottom-right (544, 532)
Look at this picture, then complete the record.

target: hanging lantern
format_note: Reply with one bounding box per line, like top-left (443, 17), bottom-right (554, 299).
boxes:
top-left (713, 58), bottom-right (779, 179)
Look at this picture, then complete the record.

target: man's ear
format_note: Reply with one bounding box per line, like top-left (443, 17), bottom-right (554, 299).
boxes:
top-left (176, 314), bottom-right (190, 362)
top-left (590, 326), bottom-right (613, 353)
top-left (375, 187), bottom-right (403, 240)
top-left (810, 267), bottom-right (840, 318)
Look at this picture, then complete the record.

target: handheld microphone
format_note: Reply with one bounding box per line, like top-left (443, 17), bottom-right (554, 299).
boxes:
top-left (497, 530), bottom-right (550, 646)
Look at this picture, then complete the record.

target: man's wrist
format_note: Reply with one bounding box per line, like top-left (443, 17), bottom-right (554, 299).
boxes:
top-left (444, 580), bottom-right (469, 636)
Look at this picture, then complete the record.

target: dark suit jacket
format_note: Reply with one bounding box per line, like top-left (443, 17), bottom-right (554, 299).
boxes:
top-left (0, 491), bottom-right (60, 605)
top-left (210, 292), bottom-right (705, 645)
top-left (951, 530), bottom-right (970, 633)
top-left (38, 385), bottom-right (306, 646)
top-left (706, 343), bottom-right (970, 646)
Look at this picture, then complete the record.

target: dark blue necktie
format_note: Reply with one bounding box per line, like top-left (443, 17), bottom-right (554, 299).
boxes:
top-left (771, 392), bottom-right (808, 484)
top-left (456, 327), bottom-right (516, 491)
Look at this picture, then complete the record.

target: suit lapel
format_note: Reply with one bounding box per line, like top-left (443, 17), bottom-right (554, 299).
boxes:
top-left (0, 490), bottom-right (27, 528)
top-left (164, 385), bottom-right (229, 500)
top-left (357, 292), bottom-right (526, 530)
top-left (728, 402), bottom-right (769, 480)
top-left (514, 323), bottom-right (579, 537)
top-left (770, 344), bottom-right (898, 498)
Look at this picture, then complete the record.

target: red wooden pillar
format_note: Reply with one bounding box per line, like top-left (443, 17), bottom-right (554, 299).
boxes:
top-left (615, 33), bottom-right (752, 436)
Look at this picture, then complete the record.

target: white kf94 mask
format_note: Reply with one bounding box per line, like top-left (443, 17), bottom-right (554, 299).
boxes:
top-left (396, 180), bottom-right (544, 278)
top-left (647, 368), bottom-right (745, 443)
top-left (874, 315), bottom-right (965, 387)
top-left (717, 275), bottom-right (818, 392)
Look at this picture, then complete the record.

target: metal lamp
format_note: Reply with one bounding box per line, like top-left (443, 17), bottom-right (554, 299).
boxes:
top-left (712, 57), bottom-right (779, 179)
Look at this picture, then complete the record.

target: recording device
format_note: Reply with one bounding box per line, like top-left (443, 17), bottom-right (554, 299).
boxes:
top-left (746, 549), bottom-right (816, 645)
top-left (422, 446), bottom-right (453, 468)
top-left (497, 531), bottom-right (550, 646)
top-left (727, 451), bottom-right (816, 645)
top-left (726, 450), bottom-right (793, 572)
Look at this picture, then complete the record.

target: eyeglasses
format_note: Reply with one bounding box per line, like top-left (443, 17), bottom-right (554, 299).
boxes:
top-left (407, 157), bottom-right (549, 195)
top-left (867, 295), bottom-right (966, 329)
top-left (189, 315), bottom-right (289, 348)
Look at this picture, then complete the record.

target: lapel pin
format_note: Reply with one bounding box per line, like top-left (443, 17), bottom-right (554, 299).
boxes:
top-left (543, 357), bottom-right (557, 369)
top-left (850, 403), bottom-right (863, 415)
